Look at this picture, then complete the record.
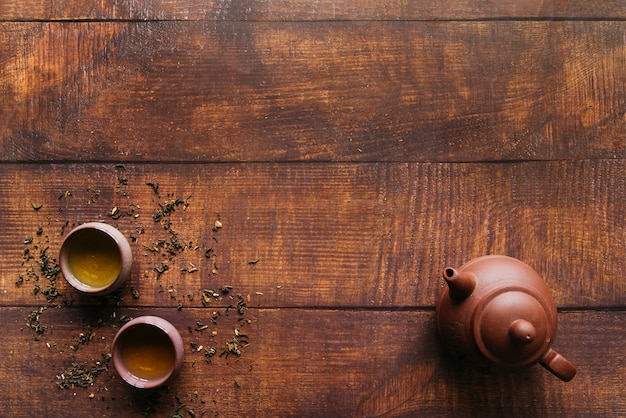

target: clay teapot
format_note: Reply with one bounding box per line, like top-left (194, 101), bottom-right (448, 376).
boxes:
top-left (435, 255), bottom-right (576, 381)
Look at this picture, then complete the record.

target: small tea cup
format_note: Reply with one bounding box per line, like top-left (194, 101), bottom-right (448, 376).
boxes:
top-left (112, 316), bottom-right (185, 389)
top-left (59, 222), bottom-right (132, 295)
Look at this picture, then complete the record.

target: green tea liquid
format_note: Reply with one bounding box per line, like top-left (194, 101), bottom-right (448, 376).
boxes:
top-left (118, 325), bottom-right (176, 380)
top-left (66, 229), bottom-right (121, 287)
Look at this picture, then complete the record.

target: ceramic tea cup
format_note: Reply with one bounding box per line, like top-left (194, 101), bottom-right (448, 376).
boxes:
top-left (112, 316), bottom-right (185, 389)
top-left (59, 222), bottom-right (132, 295)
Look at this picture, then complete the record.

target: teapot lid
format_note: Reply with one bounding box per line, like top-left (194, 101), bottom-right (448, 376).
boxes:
top-left (473, 287), bottom-right (554, 367)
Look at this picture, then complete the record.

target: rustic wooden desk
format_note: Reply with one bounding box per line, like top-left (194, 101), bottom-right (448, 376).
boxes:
top-left (1, 1), bottom-right (624, 416)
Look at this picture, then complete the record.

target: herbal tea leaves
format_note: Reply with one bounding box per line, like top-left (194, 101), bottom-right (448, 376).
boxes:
top-left (55, 354), bottom-right (111, 389)
top-left (26, 307), bottom-right (47, 340)
top-left (19, 234), bottom-right (66, 305)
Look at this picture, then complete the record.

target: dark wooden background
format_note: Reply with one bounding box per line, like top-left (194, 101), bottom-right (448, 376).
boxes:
top-left (1, 1), bottom-right (624, 417)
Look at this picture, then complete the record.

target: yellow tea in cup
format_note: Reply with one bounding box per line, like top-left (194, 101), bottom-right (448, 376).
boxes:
top-left (117, 323), bottom-right (176, 380)
top-left (65, 229), bottom-right (121, 287)
top-left (60, 222), bottom-right (132, 295)
top-left (112, 316), bottom-right (184, 389)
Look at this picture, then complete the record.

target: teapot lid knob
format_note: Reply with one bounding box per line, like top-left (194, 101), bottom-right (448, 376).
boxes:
top-left (509, 319), bottom-right (537, 344)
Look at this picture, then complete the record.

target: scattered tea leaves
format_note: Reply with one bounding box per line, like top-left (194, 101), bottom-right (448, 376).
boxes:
top-left (233, 328), bottom-right (247, 338)
top-left (69, 328), bottom-right (95, 352)
top-left (153, 197), bottom-right (189, 223)
top-left (26, 307), bottom-right (47, 340)
top-left (222, 336), bottom-right (247, 357)
top-left (236, 294), bottom-right (248, 315)
top-left (108, 204), bottom-right (138, 220)
top-left (55, 354), bottom-right (111, 389)
top-left (20, 234), bottom-right (67, 305)
top-left (86, 188), bottom-right (100, 205)
top-left (110, 206), bottom-right (122, 219)
top-left (38, 246), bottom-right (65, 304)
top-left (180, 263), bottom-right (198, 273)
top-left (144, 230), bottom-right (197, 257)
top-left (119, 314), bottom-right (133, 324)
top-left (168, 396), bottom-right (186, 418)
top-left (204, 346), bottom-right (217, 361)
top-left (146, 182), bottom-right (159, 195)
top-left (154, 263), bottom-right (169, 278)
top-left (59, 190), bottom-right (72, 200)
top-left (19, 179), bottom-right (249, 408)
top-left (60, 220), bottom-right (69, 235)
top-left (196, 322), bottom-right (209, 332)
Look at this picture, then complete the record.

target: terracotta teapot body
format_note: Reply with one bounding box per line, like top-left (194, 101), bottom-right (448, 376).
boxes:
top-left (435, 255), bottom-right (576, 381)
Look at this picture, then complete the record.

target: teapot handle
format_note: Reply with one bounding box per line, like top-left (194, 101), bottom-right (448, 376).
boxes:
top-left (540, 348), bottom-right (576, 382)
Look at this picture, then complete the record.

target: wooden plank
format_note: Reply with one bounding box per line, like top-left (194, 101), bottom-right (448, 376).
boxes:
top-left (1, 0), bottom-right (625, 21)
top-left (1, 161), bottom-right (623, 308)
top-left (1, 21), bottom-right (624, 162)
top-left (0, 307), bottom-right (623, 417)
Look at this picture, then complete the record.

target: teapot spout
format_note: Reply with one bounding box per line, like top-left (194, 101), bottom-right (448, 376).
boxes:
top-left (443, 267), bottom-right (476, 301)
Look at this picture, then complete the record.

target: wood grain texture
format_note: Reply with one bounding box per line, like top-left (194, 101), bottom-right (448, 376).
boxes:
top-left (1, 21), bottom-right (624, 162)
top-left (1, 0), bottom-right (625, 21)
top-left (0, 307), bottom-right (624, 417)
top-left (1, 3), bottom-right (624, 417)
top-left (1, 161), bottom-right (623, 309)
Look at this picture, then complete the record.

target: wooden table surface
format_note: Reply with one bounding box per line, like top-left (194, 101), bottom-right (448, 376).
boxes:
top-left (1, 1), bottom-right (624, 417)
